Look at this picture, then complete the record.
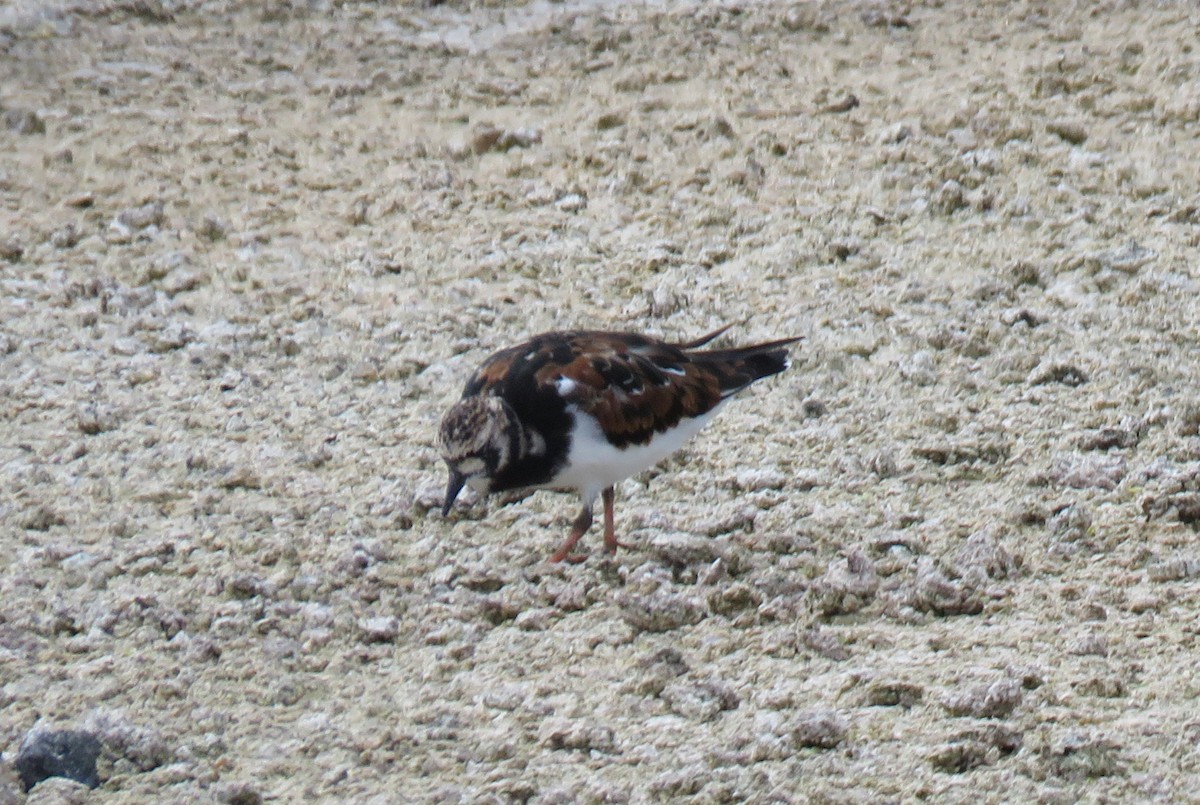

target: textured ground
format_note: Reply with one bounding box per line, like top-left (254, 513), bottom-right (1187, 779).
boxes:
top-left (3, 0), bottom-right (1200, 802)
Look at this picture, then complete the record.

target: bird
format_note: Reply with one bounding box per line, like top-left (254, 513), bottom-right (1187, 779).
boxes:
top-left (437, 325), bottom-right (800, 562)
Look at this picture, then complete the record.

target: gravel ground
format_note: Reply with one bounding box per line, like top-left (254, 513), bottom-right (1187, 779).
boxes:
top-left (3, 0), bottom-right (1200, 802)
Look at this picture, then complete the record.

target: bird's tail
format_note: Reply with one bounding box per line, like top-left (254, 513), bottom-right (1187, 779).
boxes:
top-left (688, 335), bottom-right (802, 397)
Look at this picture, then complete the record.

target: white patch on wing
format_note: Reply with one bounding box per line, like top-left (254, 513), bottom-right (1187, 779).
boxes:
top-left (548, 404), bottom-right (722, 501)
top-left (554, 376), bottom-right (578, 397)
top-left (662, 366), bottom-right (687, 376)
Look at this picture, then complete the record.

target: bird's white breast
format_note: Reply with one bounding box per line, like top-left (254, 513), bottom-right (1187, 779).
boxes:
top-left (549, 405), bottom-right (721, 502)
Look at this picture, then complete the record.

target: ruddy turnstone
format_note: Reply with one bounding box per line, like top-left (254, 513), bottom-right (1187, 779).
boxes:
top-left (438, 326), bottom-right (800, 562)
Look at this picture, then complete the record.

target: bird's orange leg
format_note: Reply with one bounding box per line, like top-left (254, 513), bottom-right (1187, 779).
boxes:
top-left (601, 486), bottom-right (633, 554)
top-left (549, 505), bottom-right (593, 563)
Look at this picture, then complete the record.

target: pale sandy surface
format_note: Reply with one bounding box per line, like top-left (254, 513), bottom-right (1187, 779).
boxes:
top-left (3, 0), bottom-right (1200, 802)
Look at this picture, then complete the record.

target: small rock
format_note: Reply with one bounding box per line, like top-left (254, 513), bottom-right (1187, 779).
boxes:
top-left (596, 111), bottom-right (625, 130)
top-left (648, 532), bottom-right (719, 566)
top-left (661, 679), bottom-right (739, 721)
top-left (1048, 454), bottom-right (1127, 490)
top-left (555, 193), bottom-right (587, 213)
top-left (471, 124), bottom-right (541, 154)
top-left (781, 3), bottom-right (833, 32)
top-left (1076, 426), bottom-right (1138, 451)
top-left (900, 350), bottom-right (937, 385)
top-left (820, 93), bottom-right (859, 114)
top-left (1069, 632), bottom-right (1108, 657)
top-left (1048, 503), bottom-right (1092, 541)
top-left (861, 2), bottom-right (910, 28)
top-left (76, 405), bottom-right (117, 435)
top-left (514, 607), bottom-right (555, 632)
top-left (953, 527), bottom-right (1021, 581)
top-left (707, 581), bottom-right (761, 614)
top-left (0, 236), bottom-right (23, 262)
top-left (553, 579), bottom-right (589, 612)
top-left (197, 215), bottom-right (228, 241)
top-left (358, 616), bottom-right (400, 643)
top-left (789, 710), bottom-right (848, 749)
top-left (1142, 491), bottom-right (1200, 525)
top-left (21, 505), bottom-right (66, 531)
top-left (929, 741), bottom-right (995, 774)
top-left (810, 549), bottom-right (879, 616)
top-left (163, 269), bottom-right (205, 297)
top-left (865, 680), bottom-right (924, 708)
top-left (226, 574), bottom-right (268, 600)
top-left (216, 781), bottom-right (264, 805)
top-left (1146, 555), bottom-right (1200, 582)
top-left (1100, 239), bottom-right (1155, 274)
top-left (217, 466), bottom-right (261, 490)
top-left (801, 397), bottom-right (828, 418)
top-left (1029, 361), bottom-right (1088, 387)
top-left (798, 626), bottom-right (851, 661)
top-left (49, 224), bottom-right (82, 249)
top-left (942, 677), bottom-right (1023, 718)
top-left (1047, 119), bottom-right (1088, 144)
top-left (63, 192), bottom-right (95, 208)
top-left (1041, 731), bottom-right (1123, 781)
top-left (117, 201), bottom-right (166, 230)
top-left (616, 590), bottom-right (706, 632)
top-left (732, 468), bottom-right (788, 491)
top-left (908, 556), bottom-right (984, 616)
top-left (16, 728), bottom-right (101, 791)
top-left (539, 719), bottom-right (616, 753)
top-left (146, 322), bottom-right (194, 353)
top-left (933, 180), bottom-right (966, 214)
top-left (867, 449), bottom-right (900, 478)
top-left (5, 108), bottom-right (45, 135)
top-left (81, 709), bottom-right (170, 773)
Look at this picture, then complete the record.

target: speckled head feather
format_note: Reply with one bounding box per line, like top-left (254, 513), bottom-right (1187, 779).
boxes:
top-left (437, 395), bottom-right (519, 514)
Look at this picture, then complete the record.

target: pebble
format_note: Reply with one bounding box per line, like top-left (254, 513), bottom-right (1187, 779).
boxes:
top-left (81, 709), bottom-right (170, 773)
top-left (789, 710), bottom-right (848, 748)
top-left (117, 201), bottom-right (166, 230)
top-left (554, 193), bottom-right (587, 213)
top-left (647, 531), bottom-right (720, 566)
top-left (661, 679), bottom-right (739, 721)
top-left (1042, 731), bottom-right (1123, 781)
top-left (539, 719), bottom-right (616, 753)
top-left (907, 557), bottom-right (984, 616)
top-left (215, 781), bottom-right (263, 805)
top-left (1048, 454), bottom-right (1127, 490)
top-left (933, 180), bottom-right (966, 214)
top-left (5, 108), bottom-right (45, 135)
top-left (953, 527), bottom-right (1021, 581)
top-left (864, 680), bottom-right (925, 708)
top-left (942, 677), bottom-right (1023, 718)
top-left (810, 549), bottom-right (879, 616)
top-left (63, 192), bottom-right (94, 208)
top-left (899, 349), bottom-right (938, 386)
top-left (0, 236), bottom-right (23, 262)
top-left (1047, 118), bottom-right (1088, 144)
top-left (615, 589), bottom-right (707, 632)
top-left (15, 728), bottom-right (101, 791)
top-left (470, 124), bottom-right (542, 154)
top-left (359, 615), bottom-right (400, 643)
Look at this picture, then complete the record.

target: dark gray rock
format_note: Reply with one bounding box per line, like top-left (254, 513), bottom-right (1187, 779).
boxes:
top-left (15, 729), bottom-right (101, 791)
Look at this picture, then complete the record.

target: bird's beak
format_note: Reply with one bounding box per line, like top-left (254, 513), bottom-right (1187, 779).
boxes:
top-left (442, 469), bottom-right (466, 516)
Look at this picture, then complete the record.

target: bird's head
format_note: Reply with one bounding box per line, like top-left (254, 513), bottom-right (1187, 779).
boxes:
top-left (437, 395), bottom-right (517, 515)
